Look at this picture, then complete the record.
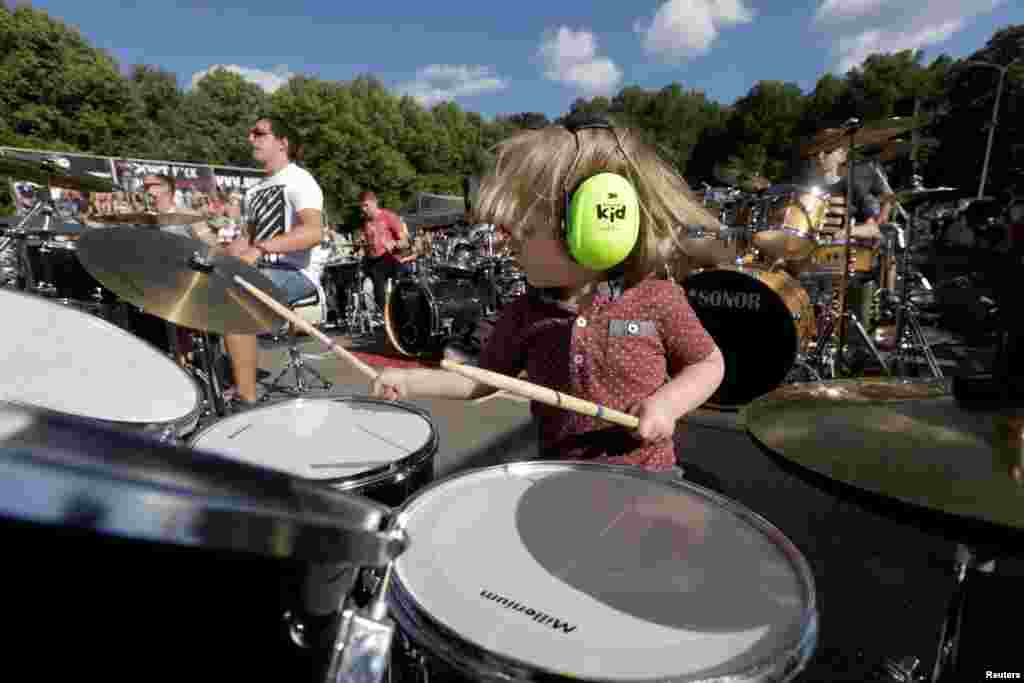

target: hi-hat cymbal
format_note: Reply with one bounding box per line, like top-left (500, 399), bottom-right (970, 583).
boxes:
top-left (744, 379), bottom-right (1024, 531)
top-left (800, 117), bottom-right (929, 158)
top-left (76, 227), bottom-right (288, 335)
top-left (0, 154), bottom-right (118, 193)
top-left (90, 211), bottom-right (204, 226)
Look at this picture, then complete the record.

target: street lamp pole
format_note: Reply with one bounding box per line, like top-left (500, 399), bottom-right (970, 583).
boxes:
top-left (968, 57), bottom-right (1020, 199)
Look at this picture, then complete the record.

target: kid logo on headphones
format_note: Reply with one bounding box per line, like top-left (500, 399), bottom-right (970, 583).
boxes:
top-left (596, 192), bottom-right (628, 225)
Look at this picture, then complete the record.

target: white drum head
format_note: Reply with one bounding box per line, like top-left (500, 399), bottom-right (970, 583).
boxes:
top-left (190, 398), bottom-right (434, 480)
top-left (0, 290), bottom-right (199, 429)
top-left (393, 463), bottom-right (816, 682)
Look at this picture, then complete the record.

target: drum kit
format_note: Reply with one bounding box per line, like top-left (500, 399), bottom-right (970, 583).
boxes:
top-left (2, 154), bottom-right (827, 683)
top-left (2, 153), bottom-right (1018, 682)
top-left (678, 117), bottom-right (969, 408)
top-left (317, 222), bottom-right (525, 357)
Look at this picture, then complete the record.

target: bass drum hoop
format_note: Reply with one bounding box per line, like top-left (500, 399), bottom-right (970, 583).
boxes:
top-left (384, 278), bottom-right (440, 359)
top-left (387, 461), bottom-right (819, 683)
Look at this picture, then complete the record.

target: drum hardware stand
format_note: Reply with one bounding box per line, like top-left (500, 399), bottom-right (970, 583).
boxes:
top-left (263, 319), bottom-right (334, 397)
top-left (189, 332), bottom-right (228, 417)
top-left (344, 260), bottom-right (379, 340)
top-left (325, 518), bottom-right (405, 683)
top-left (890, 208), bottom-right (944, 379)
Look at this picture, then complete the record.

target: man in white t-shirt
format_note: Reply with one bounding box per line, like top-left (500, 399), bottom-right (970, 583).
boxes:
top-left (224, 115), bottom-right (324, 406)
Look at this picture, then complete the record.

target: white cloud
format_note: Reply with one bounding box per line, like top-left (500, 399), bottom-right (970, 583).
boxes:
top-left (189, 64), bottom-right (294, 93)
top-left (538, 27), bottom-right (622, 96)
top-left (636, 0), bottom-right (755, 62)
top-left (396, 64), bottom-right (507, 107)
top-left (813, 0), bottom-right (1005, 72)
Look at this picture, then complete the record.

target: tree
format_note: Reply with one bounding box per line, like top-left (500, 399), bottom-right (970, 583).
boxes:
top-left (923, 26), bottom-right (1024, 195)
top-left (175, 68), bottom-right (269, 166)
top-left (0, 4), bottom-right (148, 154)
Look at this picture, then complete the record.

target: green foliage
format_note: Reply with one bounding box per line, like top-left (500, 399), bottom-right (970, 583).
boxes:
top-left (2, 3), bottom-right (1023, 213)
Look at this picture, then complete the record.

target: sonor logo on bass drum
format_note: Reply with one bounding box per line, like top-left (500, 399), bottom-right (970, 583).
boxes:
top-left (688, 289), bottom-right (763, 311)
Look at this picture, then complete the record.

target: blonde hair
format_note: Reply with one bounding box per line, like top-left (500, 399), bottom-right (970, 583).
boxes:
top-left (473, 120), bottom-right (718, 285)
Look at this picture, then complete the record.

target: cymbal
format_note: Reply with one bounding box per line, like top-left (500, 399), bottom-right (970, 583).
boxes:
top-left (89, 211), bottom-right (204, 226)
top-left (0, 154), bottom-right (118, 193)
top-left (800, 117), bottom-right (928, 158)
top-left (744, 379), bottom-right (1024, 531)
top-left (76, 227), bottom-right (289, 335)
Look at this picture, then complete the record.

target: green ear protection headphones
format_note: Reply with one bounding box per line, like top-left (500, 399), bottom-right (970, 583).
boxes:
top-left (561, 115), bottom-right (641, 271)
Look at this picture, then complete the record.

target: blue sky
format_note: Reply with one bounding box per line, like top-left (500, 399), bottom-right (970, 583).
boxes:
top-left (33, 1), bottom-right (1024, 119)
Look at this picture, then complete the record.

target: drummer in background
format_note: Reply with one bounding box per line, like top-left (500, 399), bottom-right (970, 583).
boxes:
top-left (810, 146), bottom-right (895, 241)
top-left (371, 115), bottom-right (726, 490)
top-left (223, 114), bottom-right (324, 408)
top-left (359, 190), bottom-right (410, 311)
top-left (141, 174), bottom-right (219, 246)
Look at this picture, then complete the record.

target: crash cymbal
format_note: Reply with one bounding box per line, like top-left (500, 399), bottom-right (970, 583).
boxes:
top-left (0, 153), bottom-right (118, 193)
top-left (744, 378), bottom-right (1024, 531)
top-left (90, 211), bottom-right (204, 226)
top-left (76, 227), bottom-right (288, 335)
top-left (800, 116), bottom-right (929, 159)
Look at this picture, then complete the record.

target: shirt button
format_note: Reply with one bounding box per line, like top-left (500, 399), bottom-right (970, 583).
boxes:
top-left (574, 354), bottom-right (584, 365)
top-left (576, 317), bottom-right (587, 328)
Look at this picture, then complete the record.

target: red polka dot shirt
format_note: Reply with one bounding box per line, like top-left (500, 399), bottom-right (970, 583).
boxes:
top-left (479, 276), bottom-right (717, 471)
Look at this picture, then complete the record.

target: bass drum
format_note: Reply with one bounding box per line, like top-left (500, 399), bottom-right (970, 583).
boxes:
top-left (385, 277), bottom-right (488, 357)
top-left (683, 267), bottom-right (815, 407)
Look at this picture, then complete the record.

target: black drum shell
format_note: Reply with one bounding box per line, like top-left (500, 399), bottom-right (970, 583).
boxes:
top-left (683, 267), bottom-right (815, 407)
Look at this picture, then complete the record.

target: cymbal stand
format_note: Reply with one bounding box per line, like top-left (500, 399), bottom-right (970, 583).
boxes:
top-left (190, 332), bottom-right (228, 417)
top-left (345, 259), bottom-right (378, 338)
top-left (887, 208), bottom-right (944, 378)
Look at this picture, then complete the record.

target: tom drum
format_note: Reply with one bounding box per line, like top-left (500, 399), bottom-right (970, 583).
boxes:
top-left (387, 462), bottom-right (818, 682)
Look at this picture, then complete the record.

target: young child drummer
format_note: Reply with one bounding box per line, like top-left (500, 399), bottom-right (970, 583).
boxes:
top-left (370, 114), bottom-right (725, 478)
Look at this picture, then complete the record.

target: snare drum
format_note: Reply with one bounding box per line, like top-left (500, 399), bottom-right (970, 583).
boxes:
top-left (753, 186), bottom-right (830, 260)
top-left (684, 267), bottom-right (815, 407)
top-left (0, 288), bottom-right (201, 438)
top-left (388, 462), bottom-right (818, 682)
top-left (189, 396), bottom-right (437, 506)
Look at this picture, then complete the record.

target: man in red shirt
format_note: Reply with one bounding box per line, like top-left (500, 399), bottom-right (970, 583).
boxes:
top-left (359, 190), bottom-right (409, 311)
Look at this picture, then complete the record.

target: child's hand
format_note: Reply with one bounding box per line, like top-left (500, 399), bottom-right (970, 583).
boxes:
top-left (629, 395), bottom-right (679, 442)
top-left (371, 370), bottom-right (410, 401)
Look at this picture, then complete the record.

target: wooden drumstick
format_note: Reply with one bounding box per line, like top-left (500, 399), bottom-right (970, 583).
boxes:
top-left (440, 359), bottom-right (639, 430)
top-left (233, 275), bottom-right (379, 380)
